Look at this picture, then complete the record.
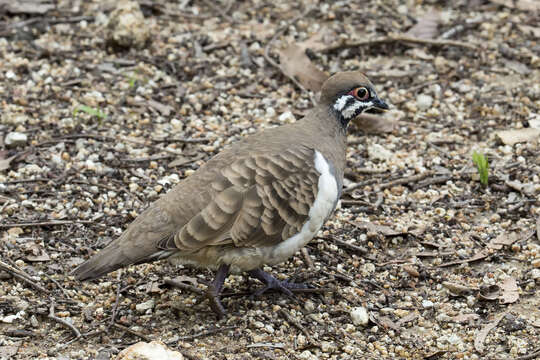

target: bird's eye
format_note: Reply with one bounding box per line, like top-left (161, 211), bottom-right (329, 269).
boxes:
top-left (353, 87), bottom-right (369, 100)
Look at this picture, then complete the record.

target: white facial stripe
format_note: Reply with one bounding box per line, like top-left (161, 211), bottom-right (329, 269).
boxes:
top-left (333, 95), bottom-right (354, 111)
top-left (341, 100), bottom-right (373, 119)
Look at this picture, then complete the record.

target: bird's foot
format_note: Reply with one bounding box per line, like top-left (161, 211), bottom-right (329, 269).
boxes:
top-left (206, 284), bottom-right (226, 319)
top-left (205, 264), bottom-right (230, 319)
top-left (248, 268), bottom-right (310, 298)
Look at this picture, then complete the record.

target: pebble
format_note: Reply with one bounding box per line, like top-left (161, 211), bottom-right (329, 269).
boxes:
top-left (422, 300), bottom-right (434, 309)
top-left (298, 350), bottom-right (317, 360)
top-left (350, 306), bottom-right (369, 326)
top-left (304, 300), bottom-right (315, 312)
top-left (531, 269), bottom-right (540, 280)
top-left (117, 341), bottom-right (184, 360)
top-left (278, 111), bottom-right (295, 123)
top-left (367, 144), bottom-right (393, 161)
top-left (107, 0), bottom-right (150, 49)
top-left (135, 299), bottom-right (155, 314)
top-left (5, 132), bottom-right (27, 147)
top-left (416, 94), bottom-right (433, 111)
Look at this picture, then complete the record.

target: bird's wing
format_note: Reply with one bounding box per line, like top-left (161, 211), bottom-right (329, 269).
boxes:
top-left (158, 145), bottom-right (321, 251)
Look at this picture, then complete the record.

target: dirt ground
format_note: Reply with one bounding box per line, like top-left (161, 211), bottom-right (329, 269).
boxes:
top-left (1, 0), bottom-right (540, 359)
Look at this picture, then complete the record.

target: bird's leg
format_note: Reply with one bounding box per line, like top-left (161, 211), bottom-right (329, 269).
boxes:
top-left (206, 264), bottom-right (230, 318)
top-left (247, 268), bottom-right (309, 298)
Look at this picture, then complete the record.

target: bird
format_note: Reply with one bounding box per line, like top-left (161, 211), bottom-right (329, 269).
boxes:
top-left (72, 71), bottom-right (389, 317)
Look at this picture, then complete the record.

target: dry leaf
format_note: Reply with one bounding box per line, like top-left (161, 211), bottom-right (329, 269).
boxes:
top-left (26, 252), bottom-right (50, 262)
top-left (402, 265), bottom-right (420, 277)
top-left (495, 128), bottom-right (540, 145)
top-left (395, 312), bottom-right (418, 326)
top-left (536, 216), bottom-right (540, 242)
top-left (487, 232), bottom-right (519, 250)
top-left (479, 284), bottom-right (501, 301)
top-left (499, 277), bottom-right (519, 304)
top-left (350, 221), bottom-right (404, 236)
top-left (490, 0), bottom-right (540, 11)
top-left (170, 275), bottom-right (199, 286)
top-left (451, 313), bottom-right (480, 323)
top-left (147, 100), bottom-right (173, 116)
top-left (505, 60), bottom-right (531, 75)
top-left (146, 281), bottom-right (164, 294)
top-left (0, 345), bottom-right (20, 359)
top-left (518, 25), bottom-right (540, 38)
top-left (438, 249), bottom-right (490, 267)
top-left (405, 11), bottom-right (441, 39)
top-left (168, 154), bottom-right (203, 168)
top-left (352, 113), bottom-right (396, 134)
top-left (443, 281), bottom-right (479, 295)
top-left (0, 154), bottom-right (17, 171)
top-left (0, 0), bottom-right (54, 14)
top-left (278, 43), bottom-right (328, 92)
top-left (295, 28), bottom-right (332, 52)
top-left (474, 312), bottom-right (506, 353)
top-left (369, 313), bottom-right (400, 331)
top-left (505, 180), bottom-right (536, 196)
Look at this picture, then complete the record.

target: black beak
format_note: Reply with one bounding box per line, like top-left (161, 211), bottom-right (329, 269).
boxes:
top-left (365, 97), bottom-right (389, 114)
top-left (372, 97), bottom-right (389, 111)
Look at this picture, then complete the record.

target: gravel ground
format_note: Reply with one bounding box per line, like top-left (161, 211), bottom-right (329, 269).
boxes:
top-left (1, 0), bottom-right (540, 359)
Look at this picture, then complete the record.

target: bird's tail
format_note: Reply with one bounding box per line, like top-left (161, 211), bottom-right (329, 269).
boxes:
top-left (72, 241), bottom-right (132, 281)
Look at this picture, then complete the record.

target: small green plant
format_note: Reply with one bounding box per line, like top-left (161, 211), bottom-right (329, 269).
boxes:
top-left (472, 152), bottom-right (489, 186)
top-left (73, 105), bottom-right (107, 124)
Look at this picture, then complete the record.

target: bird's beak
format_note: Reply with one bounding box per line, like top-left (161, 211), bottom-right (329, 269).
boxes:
top-left (372, 97), bottom-right (389, 111)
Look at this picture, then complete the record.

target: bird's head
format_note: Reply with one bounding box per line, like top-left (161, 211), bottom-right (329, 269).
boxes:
top-left (320, 71), bottom-right (389, 128)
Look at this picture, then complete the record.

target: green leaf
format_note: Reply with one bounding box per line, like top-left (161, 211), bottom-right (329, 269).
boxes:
top-left (73, 105), bottom-right (107, 120)
top-left (472, 152), bottom-right (489, 186)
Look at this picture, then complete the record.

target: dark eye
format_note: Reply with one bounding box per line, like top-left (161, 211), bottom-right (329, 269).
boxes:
top-left (353, 87), bottom-right (369, 100)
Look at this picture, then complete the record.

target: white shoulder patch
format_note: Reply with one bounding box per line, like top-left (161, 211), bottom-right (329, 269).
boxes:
top-left (271, 150), bottom-right (339, 261)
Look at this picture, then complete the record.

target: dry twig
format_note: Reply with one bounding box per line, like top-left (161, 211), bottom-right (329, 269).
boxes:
top-left (0, 220), bottom-right (96, 229)
top-left (48, 298), bottom-right (82, 340)
top-left (0, 260), bottom-right (50, 294)
top-left (179, 325), bottom-right (237, 341)
top-left (321, 34), bottom-right (477, 53)
top-left (112, 323), bottom-right (151, 342)
top-left (376, 171), bottom-right (435, 190)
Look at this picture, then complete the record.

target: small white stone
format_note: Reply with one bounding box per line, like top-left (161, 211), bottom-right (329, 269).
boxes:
top-left (5, 70), bottom-right (16, 79)
top-left (367, 144), bottom-right (393, 161)
top-left (117, 341), bottom-right (184, 360)
top-left (458, 84), bottom-right (472, 93)
top-left (278, 111), bottom-right (296, 123)
top-left (298, 350), bottom-right (317, 360)
top-left (1, 310), bottom-right (25, 324)
top-left (135, 299), bottom-right (155, 314)
top-left (422, 299), bottom-right (434, 309)
top-left (170, 119), bottom-right (183, 130)
top-left (350, 306), bottom-right (369, 326)
top-left (304, 300), bottom-right (315, 312)
top-left (5, 132), bottom-right (28, 146)
top-left (106, 0), bottom-right (150, 49)
top-left (531, 269), bottom-right (540, 280)
top-left (416, 94), bottom-right (433, 111)
top-left (320, 341), bottom-right (336, 353)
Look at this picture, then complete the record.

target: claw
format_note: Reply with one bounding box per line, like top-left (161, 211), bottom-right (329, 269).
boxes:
top-left (248, 268), bottom-right (309, 298)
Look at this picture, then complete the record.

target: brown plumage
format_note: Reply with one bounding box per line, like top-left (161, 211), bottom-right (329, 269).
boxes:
top-left (73, 71), bottom-right (388, 316)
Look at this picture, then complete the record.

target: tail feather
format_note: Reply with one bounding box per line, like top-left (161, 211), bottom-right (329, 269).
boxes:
top-left (72, 242), bottom-right (132, 281)
top-left (72, 241), bottom-right (177, 281)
